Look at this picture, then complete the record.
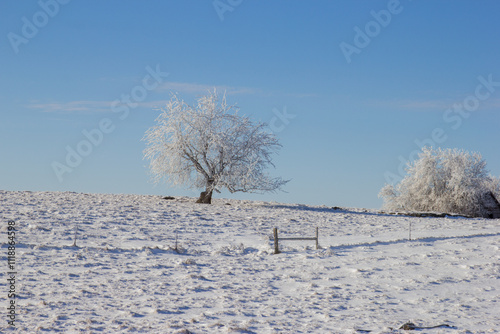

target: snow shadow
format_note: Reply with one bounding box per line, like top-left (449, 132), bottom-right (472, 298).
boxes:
top-left (329, 232), bottom-right (500, 251)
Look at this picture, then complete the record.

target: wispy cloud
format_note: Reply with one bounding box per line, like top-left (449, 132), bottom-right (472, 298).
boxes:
top-left (28, 100), bottom-right (174, 113)
top-left (370, 98), bottom-right (500, 112)
top-left (157, 81), bottom-right (261, 96)
top-left (28, 100), bottom-right (114, 113)
top-left (284, 92), bottom-right (319, 98)
top-left (392, 99), bottom-right (453, 111)
top-left (157, 81), bottom-right (319, 99)
top-left (28, 81), bottom-right (321, 114)
top-left (135, 100), bottom-right (174, 109)
top-left (486, 98), bottom-right (500, 109)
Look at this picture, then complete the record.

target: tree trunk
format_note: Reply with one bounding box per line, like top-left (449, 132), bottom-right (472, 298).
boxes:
top-left (196, 190), bottom-right (213, 204)
top-left (196, 178), bottom-right (214, 204)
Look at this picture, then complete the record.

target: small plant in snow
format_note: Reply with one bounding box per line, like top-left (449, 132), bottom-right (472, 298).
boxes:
top-left (379, 147), bottom-right (500, 217)
top-left (182, 258), bottom-right (197, 266)
top-left (72, 223), bottom-right (78, 247)
top-left (143, 90), bottom-right (288, 204)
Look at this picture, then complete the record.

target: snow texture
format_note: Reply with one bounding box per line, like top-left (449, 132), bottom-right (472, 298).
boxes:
top-left (1, 190), bottom-right (499, 333)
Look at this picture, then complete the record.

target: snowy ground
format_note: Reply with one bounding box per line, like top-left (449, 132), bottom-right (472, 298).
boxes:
top-left (1, 190), bottom-right (499, 333)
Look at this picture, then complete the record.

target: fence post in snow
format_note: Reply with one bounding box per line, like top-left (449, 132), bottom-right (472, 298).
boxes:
top-left (316, 227), bottom-right (319, 250)
top-left (174, 230), bottom-right (179, 253)
top-left (72, 224), bottom-right (78, 247)
top-left (273, 227), bottom-right (319, 253)
top-left (273, 227), bottom-right (280, 254)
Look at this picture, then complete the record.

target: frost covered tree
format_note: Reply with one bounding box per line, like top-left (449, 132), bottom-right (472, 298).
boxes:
top-left (379, 147), bottom-right (500, 217)
top-left (143, 90), bottom-right (288, 204)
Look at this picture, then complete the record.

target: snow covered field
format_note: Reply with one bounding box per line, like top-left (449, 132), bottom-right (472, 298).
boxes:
top-left (1, 190), bottom-right (499, 333)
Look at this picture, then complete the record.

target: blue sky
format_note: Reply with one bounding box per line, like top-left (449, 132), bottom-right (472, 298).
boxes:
top-left (1, 0), bottom-right (499, 209)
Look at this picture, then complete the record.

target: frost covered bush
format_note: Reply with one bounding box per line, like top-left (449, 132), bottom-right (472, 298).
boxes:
top-left (379, 147), bottom-right (500, 217)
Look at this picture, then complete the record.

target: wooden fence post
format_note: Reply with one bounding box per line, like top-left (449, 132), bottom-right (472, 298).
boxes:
top-left (315, 227), bottom-right (319, 249)
top-left (273, 227), bottom-right (280, 254)
top-left (274, 227), bottom-right (319, 253)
